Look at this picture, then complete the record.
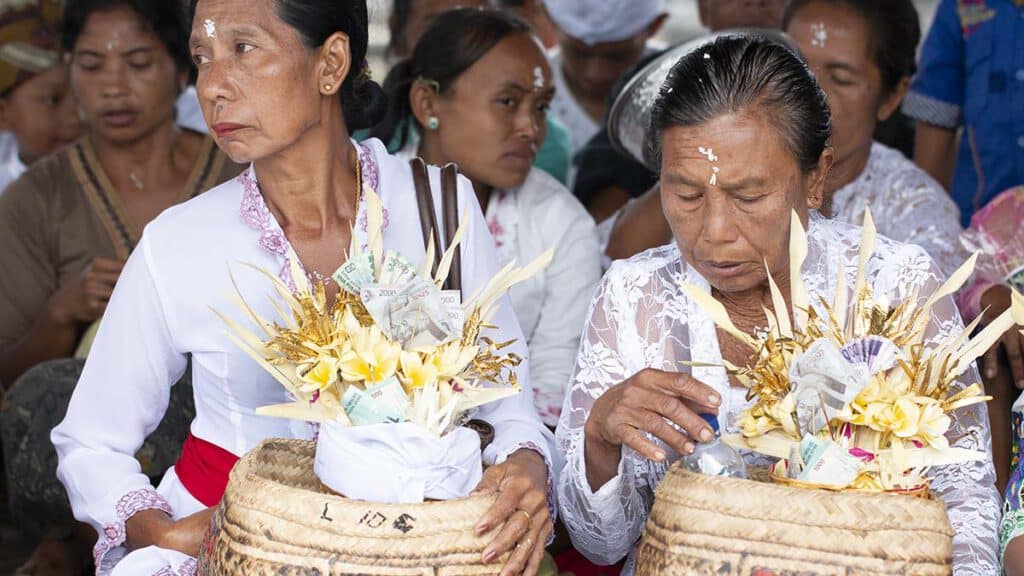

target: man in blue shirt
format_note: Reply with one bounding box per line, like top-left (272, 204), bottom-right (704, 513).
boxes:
top-left (903, 0), bottom-right (1024, 226)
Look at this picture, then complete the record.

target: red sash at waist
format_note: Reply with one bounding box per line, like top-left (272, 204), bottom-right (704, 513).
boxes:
top-left (174, 434), bottom-right (240, 507)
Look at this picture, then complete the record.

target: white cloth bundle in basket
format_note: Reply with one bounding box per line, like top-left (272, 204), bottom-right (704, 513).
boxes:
top-left (315, 421), bottom-right (483, 503)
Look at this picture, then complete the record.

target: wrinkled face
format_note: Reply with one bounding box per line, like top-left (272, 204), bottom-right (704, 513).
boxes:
top-left (699, 0), bottom-right (785, 31)
top-left (558, 32), bottom-right (647, 103)
top-left (659, 112), bottom-right (821, 294)
top-left (1, 63), bottom-right (80, 163)
top-left (787, 2), bottom-right (885, 169)
top-left (191, 0), bottom-right (326, 163)
top-left (430, 34), bottom-right (552, 190)
top-left (395, 0), bottom-right (488, 59)
top-left (70, 6), bottom-right (183, 145)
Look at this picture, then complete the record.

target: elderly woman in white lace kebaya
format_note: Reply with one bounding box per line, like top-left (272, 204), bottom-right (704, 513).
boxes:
top-left (556, 36), bottom-right (1000, 576)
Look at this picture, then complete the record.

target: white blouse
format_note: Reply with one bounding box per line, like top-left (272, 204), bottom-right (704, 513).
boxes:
top-left (830, 142), bottom-right (965, 277)
top-left (556, 213), bottom-right (999, 575)
top-left (483, 168), bottom-right (603, 427)
top-left (51, 139), bottom-right (557, 575)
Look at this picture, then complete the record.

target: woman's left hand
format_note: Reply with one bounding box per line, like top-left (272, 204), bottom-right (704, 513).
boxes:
top-left (472, 448), bottom-right (552, 576)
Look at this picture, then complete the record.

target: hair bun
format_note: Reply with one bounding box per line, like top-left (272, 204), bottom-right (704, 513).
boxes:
top-left (344, 76), bottom-right (388, 132)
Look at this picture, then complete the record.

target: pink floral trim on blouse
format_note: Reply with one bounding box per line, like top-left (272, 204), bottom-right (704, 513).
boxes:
top-left (238, 142), bottom-right (385, 288)
top-left (94, 488), bottom-right (174, 573)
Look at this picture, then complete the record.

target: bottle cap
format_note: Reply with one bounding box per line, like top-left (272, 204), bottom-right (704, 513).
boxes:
top-left (700, 413), bottom-right (720, 433)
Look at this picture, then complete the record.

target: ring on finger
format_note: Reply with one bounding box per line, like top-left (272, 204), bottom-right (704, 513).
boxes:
top-left (515, 509), bottom-right (532, 525)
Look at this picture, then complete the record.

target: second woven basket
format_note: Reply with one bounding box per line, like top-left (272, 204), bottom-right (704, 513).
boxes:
top-left (197, 438), bottom-right (506, 575)
top-left (635, 463), bottom-right (954, 576)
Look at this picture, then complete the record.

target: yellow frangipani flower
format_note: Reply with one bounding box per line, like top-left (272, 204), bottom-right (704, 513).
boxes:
top-left (338, 324), bottom-right (401, 383)
top-left (889, 397), bottom-right (921, 438)
top-left (861, 402), bottom-right (895, 433)
top-left (398, 351), bottom-right (440, 392)
top-left (915, 398), bottom-right (951, 449)
top-left (296, 355), bottom-right (340, 393)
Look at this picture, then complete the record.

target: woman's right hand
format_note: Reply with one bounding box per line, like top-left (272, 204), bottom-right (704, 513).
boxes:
top-left (126, 507), bottom-right (214, 558)
top-left (582, 368), bottom-right (721, 490)
top-left (48, 257), bottom-right (124, 325)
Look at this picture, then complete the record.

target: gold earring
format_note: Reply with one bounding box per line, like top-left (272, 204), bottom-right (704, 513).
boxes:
top-left (324, 84), bottom-right (333, 93)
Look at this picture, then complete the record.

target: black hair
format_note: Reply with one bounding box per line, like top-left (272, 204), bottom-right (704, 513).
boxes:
top-left (388, 0), bottom-right (412, 58)
top-left (646, 35), bottom-right (832, 174)
top-left (62, 0), bottom-right (192, 75)
top-left (368, 8), bottom-right (531, 151)
top-left (782, 0), bottom-right (920, 94)
top-left (188, 0), bottom-right (387, 131)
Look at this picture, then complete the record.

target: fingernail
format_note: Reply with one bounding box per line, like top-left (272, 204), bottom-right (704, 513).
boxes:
top-left (987, 368), bottom-right (996, 378)
top-left (709, 394), bottom-right (721, 406)
top-left (476, 523), bottom-right (490, 535)
top-left (685, 442), bottom-right (696, 454)
top-left (483, 548), bottom-right (497, 563)
top-left (653, 449), bottom-right (666, 461)
top-left (699, 428), bottom-right (712, 442)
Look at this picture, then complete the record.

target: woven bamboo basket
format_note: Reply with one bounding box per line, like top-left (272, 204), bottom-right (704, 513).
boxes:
top-left (634, 463), bottom-right (954, 576)
top-left (196, 438), bottom-right (506, 575)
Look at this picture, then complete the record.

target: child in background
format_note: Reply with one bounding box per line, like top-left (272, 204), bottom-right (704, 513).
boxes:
top-left (0, 2), bottom-right (80, 193)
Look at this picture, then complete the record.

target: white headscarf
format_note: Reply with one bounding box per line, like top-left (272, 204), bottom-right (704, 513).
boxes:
top-left (542, 0), bottom-right (666, 45)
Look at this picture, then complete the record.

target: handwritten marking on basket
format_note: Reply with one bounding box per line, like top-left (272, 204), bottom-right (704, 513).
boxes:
top-left (359, 511), bottom-right (389, 528)
top-left (321, 503), bottom-right (334, 522)
top-left (392, 513), bottom-right (416, 534)
top-left (698, 146), bottom-right (721, 186)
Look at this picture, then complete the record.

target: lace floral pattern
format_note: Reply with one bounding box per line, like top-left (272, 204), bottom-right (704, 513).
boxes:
top-left (94, 488), bottom-right (174, 574)
top-left (153, 558), bottom-right (197, 576)
top-left (829, 142), bottom-right (965, 277)
top-left (238, 142), bottom-right (384, 288)
top-left (555, 212), bottom-right (1000, 575)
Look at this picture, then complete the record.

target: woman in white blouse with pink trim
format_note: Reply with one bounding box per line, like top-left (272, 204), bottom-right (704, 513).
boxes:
top-left (375, 8), bottom-right (603, 428)
top-left (51, 1), bottom-right (557, 575)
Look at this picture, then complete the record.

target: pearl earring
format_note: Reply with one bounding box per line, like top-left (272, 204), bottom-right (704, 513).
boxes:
top-left (323, 83), bottom-right (333, 93)
top-left (427, 116), bottom-right (440, 131)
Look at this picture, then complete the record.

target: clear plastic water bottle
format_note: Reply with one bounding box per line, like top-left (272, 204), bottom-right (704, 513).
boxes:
top-left (681, 413), bottom-right (748, 479)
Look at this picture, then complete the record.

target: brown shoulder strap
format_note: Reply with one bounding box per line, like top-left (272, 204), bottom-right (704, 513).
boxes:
top-left (409, 158), bottom-right (443, 278)
top-left (441, 163), bottom-right (462, 295)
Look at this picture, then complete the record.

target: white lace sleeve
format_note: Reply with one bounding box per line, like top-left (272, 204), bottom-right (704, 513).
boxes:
top-left (555, 265), bottom-right (654, 566)
top-left (873, 240), bottom-right (1000, 576)
top-left (917, 259), bottom-right (1000, 576)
